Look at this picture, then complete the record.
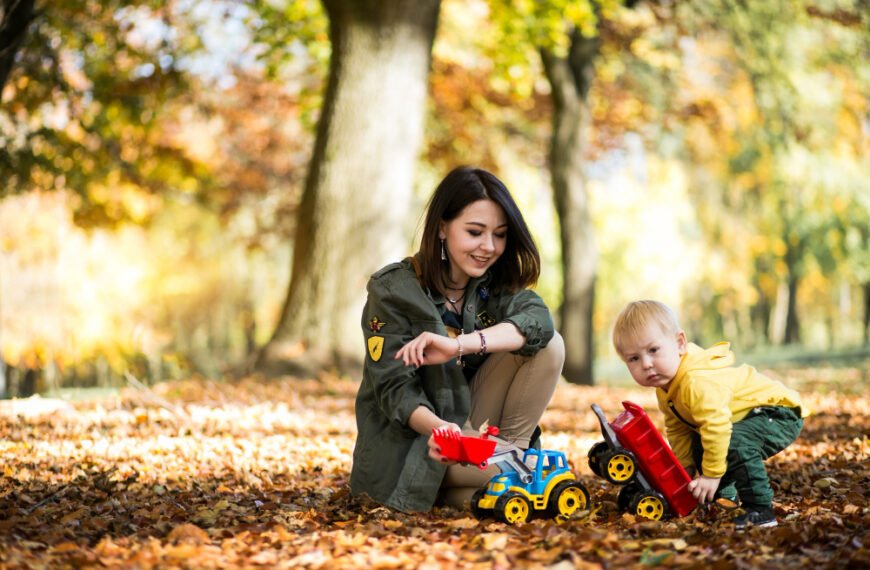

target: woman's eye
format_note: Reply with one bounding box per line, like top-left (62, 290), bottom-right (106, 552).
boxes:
top-left (468, 230), bottom-right (481, 237)
top-left (495, 232), bottom-right (507, 240)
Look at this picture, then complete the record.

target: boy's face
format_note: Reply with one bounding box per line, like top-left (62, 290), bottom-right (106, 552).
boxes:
top-left (619, 323), bottom-right (687, 390)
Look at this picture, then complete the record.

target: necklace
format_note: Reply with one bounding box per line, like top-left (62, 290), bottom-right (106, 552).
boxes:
top-left (445, 291), bottom-right (465, 313)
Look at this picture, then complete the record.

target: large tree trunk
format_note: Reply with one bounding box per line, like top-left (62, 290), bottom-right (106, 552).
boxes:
top-left (540, 28), bottom-right (599, 386)
top-left (257, 0), bottom-right (440, 376)
top-left (0, 0), bottom-right (36, 95)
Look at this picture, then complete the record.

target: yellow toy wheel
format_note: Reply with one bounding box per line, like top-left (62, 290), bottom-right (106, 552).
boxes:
top-left (602, 450), bottom-right (637, 484)
top-left (630, 491), bottom-right (668, 521)
top-left (547, 481), bottom-right (590, 519)
top-left (495, 491), bottom-right (531, 525)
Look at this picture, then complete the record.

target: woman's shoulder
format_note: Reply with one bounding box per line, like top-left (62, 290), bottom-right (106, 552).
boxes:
top-left (370, 258), bottom-right (416, 283)
top-left (368, 258), bottom-right (426, 298)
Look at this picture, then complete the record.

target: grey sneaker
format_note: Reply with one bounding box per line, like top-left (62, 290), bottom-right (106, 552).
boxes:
top-left (733, 506), bottom-right (777, 530)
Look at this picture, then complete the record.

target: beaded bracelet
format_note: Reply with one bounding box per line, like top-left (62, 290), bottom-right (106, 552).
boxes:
top-left (455, 337), bottom-right (464, 366)
top-left (477, 331), bottom-right (487, 355)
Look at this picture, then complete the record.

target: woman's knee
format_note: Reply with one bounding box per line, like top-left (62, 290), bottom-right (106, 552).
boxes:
top-left (539, 330), bottom-right (565, 370)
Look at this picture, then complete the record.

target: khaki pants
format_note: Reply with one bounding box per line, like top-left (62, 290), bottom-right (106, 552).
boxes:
top-left (437, 332), bottom-right (565, 507)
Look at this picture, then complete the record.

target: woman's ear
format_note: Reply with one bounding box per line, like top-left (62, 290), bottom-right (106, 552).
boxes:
top-left (438, 221), bottom-right (447, 240)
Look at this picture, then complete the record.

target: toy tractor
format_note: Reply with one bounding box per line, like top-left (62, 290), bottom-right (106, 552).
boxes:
top-left (588, 401), bottom-right (697, 520)
top-left (433, 426), bottom-right (590, 524)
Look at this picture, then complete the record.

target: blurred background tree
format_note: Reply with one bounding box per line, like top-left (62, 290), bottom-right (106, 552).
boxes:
top-left (1, 0), bottom-right (868, 396)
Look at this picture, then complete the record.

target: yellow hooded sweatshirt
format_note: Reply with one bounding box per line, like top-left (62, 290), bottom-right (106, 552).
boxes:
top-left (656, 342), bottom-right (806, 479)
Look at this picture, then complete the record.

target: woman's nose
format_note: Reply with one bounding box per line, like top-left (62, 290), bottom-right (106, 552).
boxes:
top-left (481, 234), bottom-right (495, 252)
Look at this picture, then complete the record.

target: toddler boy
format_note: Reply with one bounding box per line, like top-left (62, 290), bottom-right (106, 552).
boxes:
top-left (612, 300), bottom-right (806, 529)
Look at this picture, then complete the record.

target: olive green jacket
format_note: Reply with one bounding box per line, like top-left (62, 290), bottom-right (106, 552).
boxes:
top-left (350, 257), bottom-right (555, 512)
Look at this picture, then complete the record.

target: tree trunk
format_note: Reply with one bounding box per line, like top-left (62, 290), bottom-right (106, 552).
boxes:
top-left (863, 282), bottom-right (869, 345)
top-left (0, 0), bottom-right (36, 95)
top-left (257, 0), bottom-right (440, 376)
top-left (540, 29), bottom-right (599, 385)
top-left (784, 273), bottom-right (801, 344)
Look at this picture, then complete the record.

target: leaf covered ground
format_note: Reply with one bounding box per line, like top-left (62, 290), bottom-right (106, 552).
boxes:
top-left (1, 368), bottom-right (868, 569)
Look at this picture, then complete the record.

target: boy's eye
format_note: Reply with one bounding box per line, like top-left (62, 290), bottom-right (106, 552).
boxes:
top-left (628, 356), bottom-right (638, 363)
top-left (650, 347), bottom-right (658, 354)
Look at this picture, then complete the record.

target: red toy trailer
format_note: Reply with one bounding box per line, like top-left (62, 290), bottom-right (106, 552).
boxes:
top-left (588, 401), bottom-right (697, 520)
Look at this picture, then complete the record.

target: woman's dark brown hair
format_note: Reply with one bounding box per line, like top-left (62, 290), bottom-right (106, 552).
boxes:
top-left (417, 166), bottom-right (541, 294)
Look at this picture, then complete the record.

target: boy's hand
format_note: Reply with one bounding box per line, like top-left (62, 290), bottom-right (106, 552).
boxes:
top-left (687, 475), bottom-right (721, 504)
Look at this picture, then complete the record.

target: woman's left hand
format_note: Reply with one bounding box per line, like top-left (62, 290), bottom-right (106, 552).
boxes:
top-left (395, 332), bottom-right (458, 368)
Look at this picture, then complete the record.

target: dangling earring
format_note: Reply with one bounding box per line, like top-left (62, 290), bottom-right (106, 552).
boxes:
top-left (440, 239), bottom-right (447, 261)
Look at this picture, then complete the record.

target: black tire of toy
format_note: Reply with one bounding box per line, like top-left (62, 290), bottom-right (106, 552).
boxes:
top-left (587, 441), bottom-right (609, 477)
top-left (600, 449), bottom-right (638, 485)
top-left (617, 482), bottom-right (643, 512)
top-left (546, 480), bottom-right (591, 519)
top-left (494, 491), bottom-right (531, 524)
top-left (629, 490), bottom-right (669, 521)
top-left (470, 487), bottom-right (490, 520)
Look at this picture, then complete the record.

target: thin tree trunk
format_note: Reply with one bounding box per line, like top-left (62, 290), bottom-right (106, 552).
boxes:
top-left (0, 0), bottom-right (36, 95)
top-left (258, 0), bottom-right (440, 376)
top-left (784, 274), bottom-right (801, 344)
top-left (863, 282), bottom-right (870, 345)
top-left (540, 28), bottom-right (599, 385)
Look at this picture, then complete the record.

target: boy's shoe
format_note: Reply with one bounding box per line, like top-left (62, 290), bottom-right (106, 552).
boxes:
top-left (733, 506), bottom-right (777, 530)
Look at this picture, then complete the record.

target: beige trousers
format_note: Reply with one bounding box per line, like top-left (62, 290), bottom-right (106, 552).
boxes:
top-left (436, 332), bottom-right (565, 507)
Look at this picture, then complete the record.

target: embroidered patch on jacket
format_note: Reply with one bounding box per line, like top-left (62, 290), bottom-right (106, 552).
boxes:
top-left (367, 336), bottom-right (385, 362)
top-left (369, 316), bottom-right (387, 333)
top-left (476, 310), bottom-right (496, 328)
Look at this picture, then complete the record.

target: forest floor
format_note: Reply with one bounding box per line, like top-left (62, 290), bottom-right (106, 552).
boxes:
top-left (0, 366), bottom-right (868, 569)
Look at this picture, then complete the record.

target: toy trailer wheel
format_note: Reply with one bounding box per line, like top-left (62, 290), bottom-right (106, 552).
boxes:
top-left (630, 490), bottom-right (669, 521)
top-left (470, 487), bottom-right (491, 520)
top-left (599, 449), bottom-right (638, 484)
top-left (495, 491), bottom-right (531, 525)
top-left (587, 441), bottom-right (609, 478)
top-left (547, 481), bottom-right (590, 519)
top-left (617, 482), bottom-right (643, 512)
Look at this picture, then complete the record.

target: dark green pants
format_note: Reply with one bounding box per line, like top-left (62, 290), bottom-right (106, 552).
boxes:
top-left (691, 406), bottom-right (803, 507)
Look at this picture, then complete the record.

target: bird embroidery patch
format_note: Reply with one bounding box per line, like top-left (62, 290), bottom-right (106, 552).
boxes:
top-left (367, 316), bottom-right (386, 361)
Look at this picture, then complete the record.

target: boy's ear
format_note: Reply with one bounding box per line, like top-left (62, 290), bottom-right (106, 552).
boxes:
top-left (676, 330), bottom-right (688, 354)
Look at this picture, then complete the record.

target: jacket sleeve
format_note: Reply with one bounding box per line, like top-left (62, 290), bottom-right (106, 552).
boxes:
top-left (662, 409), bottom-right (696, 472)
top-left (361, 274), bottom-right (434, 428)
top-left (685, 379), bottom-right (733, 479)
top-left (500, 289), bottom-right (555, 356)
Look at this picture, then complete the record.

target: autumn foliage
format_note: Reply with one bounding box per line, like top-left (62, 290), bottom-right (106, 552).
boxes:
top-left (1, 369), bottom-right (868, 569)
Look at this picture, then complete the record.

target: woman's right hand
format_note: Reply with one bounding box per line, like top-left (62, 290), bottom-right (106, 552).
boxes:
top-left (395, 331), bottom-right (459, 368)
top-left (428, 422), bottom-right (462, 464)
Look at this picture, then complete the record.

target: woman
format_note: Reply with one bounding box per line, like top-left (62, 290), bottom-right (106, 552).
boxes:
top-left (350, 166), bottom-right (565, 512)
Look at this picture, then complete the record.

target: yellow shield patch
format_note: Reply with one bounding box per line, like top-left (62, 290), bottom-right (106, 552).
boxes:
top-left (367, 336), bottom-right (384, 362)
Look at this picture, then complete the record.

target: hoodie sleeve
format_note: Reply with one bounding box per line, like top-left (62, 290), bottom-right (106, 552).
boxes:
top-left (657, 390), bottom-right (696, 472)
top-left (664, 412), bottom-right (696, 472)
top-left (685, 379), bottom-right (734, 479)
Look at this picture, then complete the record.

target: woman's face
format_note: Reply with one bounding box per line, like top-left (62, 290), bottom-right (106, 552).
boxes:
top-left (439, 199), bottom-right (507, 286)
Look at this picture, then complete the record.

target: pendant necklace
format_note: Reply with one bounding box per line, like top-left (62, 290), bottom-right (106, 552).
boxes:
top-left (446, 292), bottom-right (465, 314)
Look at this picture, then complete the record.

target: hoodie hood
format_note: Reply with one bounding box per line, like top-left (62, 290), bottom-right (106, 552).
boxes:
top-left (671, 342), bottom-right (735, 390)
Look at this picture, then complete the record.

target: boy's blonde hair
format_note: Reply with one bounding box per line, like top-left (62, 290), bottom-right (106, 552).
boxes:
top-left (612, 300), bottom-right (682, 357)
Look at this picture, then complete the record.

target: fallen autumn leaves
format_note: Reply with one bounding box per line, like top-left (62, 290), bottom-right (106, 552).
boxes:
top-left (1, 370), bottom-right (868, 569)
